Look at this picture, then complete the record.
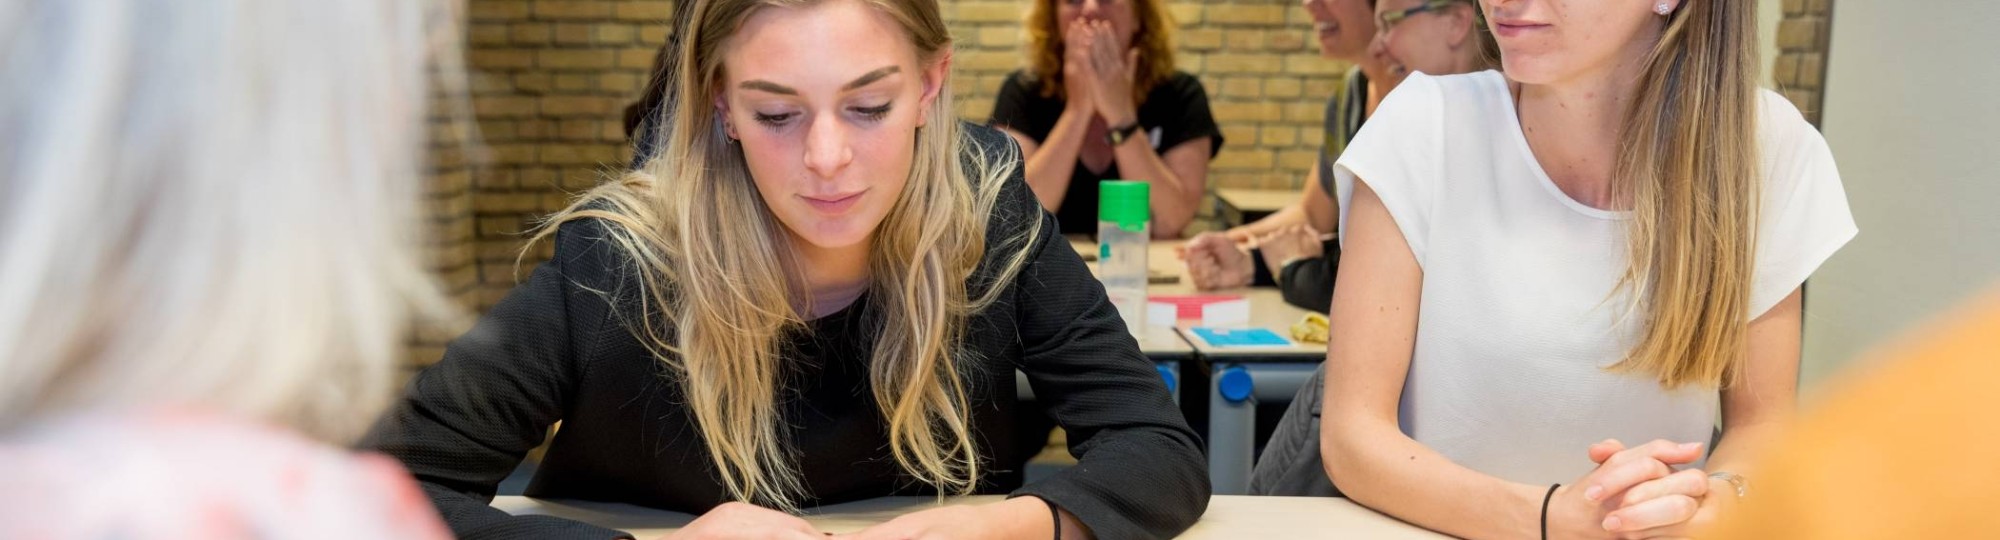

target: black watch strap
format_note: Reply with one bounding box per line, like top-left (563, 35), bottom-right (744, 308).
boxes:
top-left (1106, 122), bottom-right (1142, 146)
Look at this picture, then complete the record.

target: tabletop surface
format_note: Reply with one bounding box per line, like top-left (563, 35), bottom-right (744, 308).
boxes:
top-left (1070, 237), bottom-right (1325, 360)
top-left (491, 495), bottom-right (1450, 539)
top-left (1215, 188), bottom-right (1297, 214)
top-left (1173, 288), bottom-right (1326, 359)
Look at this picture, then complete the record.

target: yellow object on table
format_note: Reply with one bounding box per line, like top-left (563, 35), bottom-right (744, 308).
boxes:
top-left (1289, 313), bottom-right (1328, 344)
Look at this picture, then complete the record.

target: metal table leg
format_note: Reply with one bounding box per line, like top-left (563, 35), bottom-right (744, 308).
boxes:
top-left (1207, 362), bottom-right (1322, 495)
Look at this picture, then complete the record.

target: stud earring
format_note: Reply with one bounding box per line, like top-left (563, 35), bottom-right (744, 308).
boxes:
top-left (1655, 2), bottom-right (1672, 15)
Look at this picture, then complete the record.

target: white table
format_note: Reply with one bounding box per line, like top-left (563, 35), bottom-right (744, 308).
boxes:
top-left (1171, 287), bottom-right (1324, 358)
top-left (492, 495), bottom-right (1448, 539)
top-left (1075, 238), bottom-right (1330, 495)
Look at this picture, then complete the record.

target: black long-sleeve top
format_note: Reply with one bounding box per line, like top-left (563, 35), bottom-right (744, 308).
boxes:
top-left (1245, 239), bottom-right (1341, 314)
top-left (362, 123), bottom-right (1209, 540)
top-left (1274, 240), bottom-right (1342, 314)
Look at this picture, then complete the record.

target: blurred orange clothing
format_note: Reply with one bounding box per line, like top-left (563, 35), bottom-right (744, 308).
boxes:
top-left (1702, 292), bottom-right (2000, 539)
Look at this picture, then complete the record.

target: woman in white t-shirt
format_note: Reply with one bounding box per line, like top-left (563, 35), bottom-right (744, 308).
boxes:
top-left (1315, 0), bottom-right (1856, 538)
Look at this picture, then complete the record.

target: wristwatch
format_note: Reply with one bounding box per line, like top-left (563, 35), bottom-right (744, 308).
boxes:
top-left (1708, 471), bottom-right (1750, 499)
top-left (1105, 122), bottom-right (1143, 147)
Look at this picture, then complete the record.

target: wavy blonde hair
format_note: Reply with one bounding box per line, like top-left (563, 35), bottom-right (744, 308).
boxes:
top-left (1024, 0), bottom-right (1178, 102)
top-left (1609, 0), bottom-right (1761, 390)
top-left (529, 0), bottom-right (1038, 510)
top-left (0, 0), bottom-right (457, 441)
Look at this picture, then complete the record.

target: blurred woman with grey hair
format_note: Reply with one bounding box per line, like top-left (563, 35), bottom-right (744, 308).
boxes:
top-left (0, 0), bottom-right (458, 536)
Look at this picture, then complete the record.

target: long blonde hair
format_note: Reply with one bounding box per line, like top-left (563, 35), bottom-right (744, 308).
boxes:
top-left (530, 0), bottom-right (1037, 510)
top-left (1024, 0), bottom-right (1178, 102)
top-left (1609, 0), bottom-right (1760, 390)
top-left (0, 0), bottom-right (456, 441)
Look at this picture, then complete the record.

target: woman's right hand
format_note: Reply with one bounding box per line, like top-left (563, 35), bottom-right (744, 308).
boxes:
top-left (1181, 232), bottom-right (1254, 290)
top-left (1061, 19), bottom-right (1096, 114)
top-left (656, 502), bottom-right (826, 540)
top-left (1254, 225), bottom-right (1324, 279)
top-left (1223, 227), bottom-right (1257, 245)
top-left (1544, 439), bottom-right (1706, 540)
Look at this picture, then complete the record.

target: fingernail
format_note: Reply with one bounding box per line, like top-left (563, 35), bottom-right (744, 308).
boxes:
top-left (1602, 516), bottom-right (1622, 531)
top-left (1680, 442), bottom-right (1702, 451)
top-left (1583, 485), bottom-right (1603, 501)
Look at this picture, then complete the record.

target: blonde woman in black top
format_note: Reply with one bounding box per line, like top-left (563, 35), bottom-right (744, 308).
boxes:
top-left (364, 0), bottom-right (1208, 539)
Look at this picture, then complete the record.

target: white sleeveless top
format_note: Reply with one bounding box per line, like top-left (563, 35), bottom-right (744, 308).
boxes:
top-left (1332, 71), bottom-right (1857, 485)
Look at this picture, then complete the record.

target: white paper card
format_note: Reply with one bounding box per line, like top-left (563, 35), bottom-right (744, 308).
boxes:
top-left (1200, 298), bottom-right (1251, 327)
top-left (1145, 301), bottom-right (1178, 327)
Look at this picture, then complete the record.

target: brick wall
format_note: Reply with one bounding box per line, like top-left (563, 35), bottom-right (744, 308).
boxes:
top-left (462, 0), bottom-right (674, 312)
top-left (413, 0), bottom-right (677, 366)
top-left (1773, 0), bottom-right (1834, 126)
top-left (413, 79), bottom-right (479, 367)
top-left (411, 0), bottom-right (1354, 365)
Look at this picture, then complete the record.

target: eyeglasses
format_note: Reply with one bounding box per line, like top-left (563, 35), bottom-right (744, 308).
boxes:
top-left (1375, 0), bottom-right (1471, 33)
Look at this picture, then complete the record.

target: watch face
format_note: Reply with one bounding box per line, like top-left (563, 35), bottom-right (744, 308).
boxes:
top-left (1108, 124), bottom-right (1139, 145)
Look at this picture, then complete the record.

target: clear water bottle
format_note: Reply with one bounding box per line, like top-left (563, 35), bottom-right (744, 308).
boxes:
top-left (1098, 180), bottom-right (1150, 334)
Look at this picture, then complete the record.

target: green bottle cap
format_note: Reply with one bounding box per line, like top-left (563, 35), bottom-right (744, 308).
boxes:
top-left (1099, 180), bottom-right (1150, 231)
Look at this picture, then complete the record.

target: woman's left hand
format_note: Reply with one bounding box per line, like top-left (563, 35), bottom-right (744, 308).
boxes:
top-left (835, 497), bottom-right (1059, 540)
top-left (1590, 440), bottom-right (1737, 539)
top-left (1084, 20), bottom-right (1139, 129)
top-left (1255, 225), bottom-right (1325, 278)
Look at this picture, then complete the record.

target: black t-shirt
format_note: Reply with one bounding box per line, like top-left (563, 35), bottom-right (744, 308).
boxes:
top-left (988, 70), bottom-right (1224, 235)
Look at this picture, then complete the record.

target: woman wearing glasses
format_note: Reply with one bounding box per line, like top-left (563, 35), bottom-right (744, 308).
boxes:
top-left (1246, 0), bottom-right (1499, 498)
top-left (1179, 0), bottom-right (1384, 302)
top-left (1370, 0), bottom-right (1500, 87)
top-left (1181, 0), bottom-right (1497, 315)
top-left (1318, 0), bottom-right (1855, 538)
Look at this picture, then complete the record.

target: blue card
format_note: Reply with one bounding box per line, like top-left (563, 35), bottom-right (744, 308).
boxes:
top-left (1191, 327), bottom-right (1292, 347)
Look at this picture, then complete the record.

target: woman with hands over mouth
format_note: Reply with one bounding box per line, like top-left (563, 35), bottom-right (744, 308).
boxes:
top-left (990, 0), bottom-right (1222, 239)
top-left (1181, 0), bottom-right (1386, 300)
top-left (1181, 0), bottom-right (1497, 317)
